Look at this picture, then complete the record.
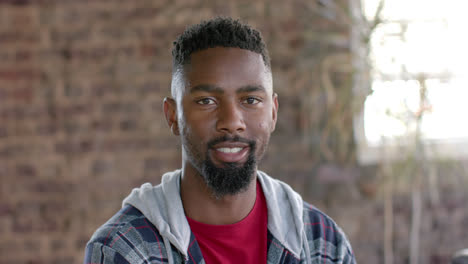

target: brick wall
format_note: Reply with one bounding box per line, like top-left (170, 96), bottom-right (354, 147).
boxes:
top-left (1, 1), bottom-right (467, 263)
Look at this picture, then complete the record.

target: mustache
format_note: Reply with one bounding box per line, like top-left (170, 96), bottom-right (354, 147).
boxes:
top-left (207, 135), bottom-right (255, 149)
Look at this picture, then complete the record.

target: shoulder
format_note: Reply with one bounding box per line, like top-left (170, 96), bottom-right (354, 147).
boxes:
top-left (84, 205), bottom-right (169, 263)
top-left (302, 202), bottom-right (356, 263)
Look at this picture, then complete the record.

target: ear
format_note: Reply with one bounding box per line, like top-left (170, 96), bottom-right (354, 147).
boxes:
top-left (163, 97), bottom-right (180, 135)
top-left (270, 93), bottom-right (279, 132)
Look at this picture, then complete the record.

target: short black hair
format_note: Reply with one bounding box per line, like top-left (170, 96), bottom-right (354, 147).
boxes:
top-left (171, 17), bottom-right (270, 70)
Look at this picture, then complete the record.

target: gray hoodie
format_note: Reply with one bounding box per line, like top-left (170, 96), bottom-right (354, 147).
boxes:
top-left (123, 170), bottom-right (307, 262)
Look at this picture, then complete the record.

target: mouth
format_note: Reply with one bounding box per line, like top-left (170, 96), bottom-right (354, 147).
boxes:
top-left (216, 147), bottom-right (244, 153)
top-left (210, 143), bottom-right (250, 164)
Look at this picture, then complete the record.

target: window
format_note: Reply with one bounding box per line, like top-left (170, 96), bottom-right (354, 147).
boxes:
top-left (355, 0), bottom-right (468, 164)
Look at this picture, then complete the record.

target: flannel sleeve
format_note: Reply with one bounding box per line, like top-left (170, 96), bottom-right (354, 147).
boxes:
top-left (84, 242), bottom-right (131, 264)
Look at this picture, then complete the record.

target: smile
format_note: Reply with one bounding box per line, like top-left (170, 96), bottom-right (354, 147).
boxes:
top-left (216, 147), bottom-right (243, 153)
top-left (210, 145), bottom-right (249, 164)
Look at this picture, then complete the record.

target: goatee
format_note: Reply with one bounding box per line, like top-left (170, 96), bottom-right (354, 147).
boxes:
top-left (201, 136), bottom-right (257, 199)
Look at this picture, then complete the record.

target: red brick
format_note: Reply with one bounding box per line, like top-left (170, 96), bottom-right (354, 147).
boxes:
top-left (144, 157), bottom-right (163, 172)
top-left (0, 86), bottom-right (7, 100)
top-left (36, 122), bottom-right (57, 136)
top-left (0, 54), bottom-right (10, 64)
top-left (0, 0), bottom-right (32, 6)
top-left (119, 119), bottom-right (138, 131)
top-left (49, 239), bottom-right (65, 251)
top-left (51, 256), bottom-right (75, 264)
top-left (63, 84), bottom-right (83, 97)
top-left (0, 31), bottom-right (40, 44)
top-left (0, 69), bottom-right (41, 81)
top-left (101, 138), bottom-right (153, 152)
top-left (0, 204), bottom-right (12, 216)
top-left (59, 47), bottom-right (110, 62)
top-left (23, 240), bottom-right (40, 254)
top-left (75, 235), bottom-right (89, 250)
top-left (123, 6), bottom-right (161, 21)
top-left (115, 45), bottom-right (136, 57)
top-left (39, 219), bottom-right (59, 233)
top-left (59, 103), bottom-right (93, 116)
top-left (26, 260), bottom-right (45, 264)
top-left (37, 49), bottom-right (60, 61)
top-left (90, 78), bottom-right (162, 97)
top-left (10, 87), bottom-right (34, 103)
top-left (61, 121), bottom-right (81, 134)
top-left (29, 180), bottom-right (73, 193)
top-left (90, 119), bottom-right (112, 132)
top-left (15, 200), bottom-right (40, 216)
top-left (55, 140), bottom-right (93, 155)
top-left (0, 164), bottom-right (8, 178)
top-left (15, 50), bottom-right (33, 62)
top-left (90, 81), bottom-right (116, 97)
top-left (101, 102), bottom-right (141, 115)
top-left (0, 127), bottom-right (7, 138)
top-left (140, 43), bottom-right (159, 57)
top-left (0, 240), bottom-right (21, 260)
top-left (50, 28), bottom-right (91, 43)
top-left (0, 144), bottom-right (27, 158)
top-left (43, 200), bottom-right (67, 212)
top-left (0, 106), bottom-right (46, 120)
top-left (92, 159), bottom-right (112, 175)
top-left (15, 164), bottom-right (36, 178)
top-left (137, 80), bottom-right (163, 94)
top-left (11, 220), bottom-right (33, 233)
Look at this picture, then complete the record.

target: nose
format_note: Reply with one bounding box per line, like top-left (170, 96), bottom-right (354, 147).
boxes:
top-left (216, 101), bottom-right (246, 134)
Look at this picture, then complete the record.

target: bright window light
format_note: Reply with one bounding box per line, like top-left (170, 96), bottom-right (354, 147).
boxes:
top-left (362, 0), bottom-right (468, 145)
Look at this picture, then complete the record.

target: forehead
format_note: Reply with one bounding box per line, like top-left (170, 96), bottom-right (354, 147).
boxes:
top-left (181, 47), bottom-right (272, 93)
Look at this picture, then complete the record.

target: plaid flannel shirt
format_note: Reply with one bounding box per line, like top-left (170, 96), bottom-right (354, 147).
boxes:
top-left (85, 203), bottom-right (355, 263)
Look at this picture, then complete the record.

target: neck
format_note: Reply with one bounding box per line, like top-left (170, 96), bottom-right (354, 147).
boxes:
top-left (180, 165), bottom-right (257, 225)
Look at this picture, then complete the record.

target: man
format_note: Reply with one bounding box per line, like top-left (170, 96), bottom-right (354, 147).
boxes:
top-left (85, 17), bottom-right (355, 264)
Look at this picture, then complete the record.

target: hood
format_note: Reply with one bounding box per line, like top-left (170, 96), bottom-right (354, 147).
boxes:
top-left (257, 171), bottom-right (304, 258)
top-left (122, 169), bottom-right (305, 259)
top-left (122, 170), bottom-right (191, 258)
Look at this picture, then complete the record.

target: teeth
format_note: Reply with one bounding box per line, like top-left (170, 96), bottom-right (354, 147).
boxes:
top-left (217, 147), bottom-right (243, 153)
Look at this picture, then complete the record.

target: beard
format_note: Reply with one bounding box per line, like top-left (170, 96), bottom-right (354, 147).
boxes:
top-left (203, 136), bottom-right (256, 199)
top-left (184, 135), bottom-right (258, 199)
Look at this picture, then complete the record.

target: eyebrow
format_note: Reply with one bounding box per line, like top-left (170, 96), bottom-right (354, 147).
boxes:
top-left (190, 84), bottom-right (266, 94)
top-left (190, 84), bottom-right (224, 94)
top-left (237, 85), bottom-right (266, 93)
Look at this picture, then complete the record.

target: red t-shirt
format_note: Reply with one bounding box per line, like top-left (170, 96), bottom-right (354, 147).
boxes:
top-left (186, 182), bottom-right (268, 264)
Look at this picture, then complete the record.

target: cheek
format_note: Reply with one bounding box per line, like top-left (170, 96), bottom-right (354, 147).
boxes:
top-left (251, 120), bottom-right (273, 144)
top-left (187, 115), bottom-right (212, 134)
top-left (182, 114), bottom-right (215, 145)
top-left (253, 112), bottom-right (273, 131)
top-left (257, 121), bottom-right (268, 130)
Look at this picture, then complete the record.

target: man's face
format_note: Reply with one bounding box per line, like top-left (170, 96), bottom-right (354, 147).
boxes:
top-left (167, 47), bottom-right (278, 198)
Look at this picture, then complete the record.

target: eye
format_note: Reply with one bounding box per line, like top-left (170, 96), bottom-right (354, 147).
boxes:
top-left (196, 98), bottom-right (216, 105)
top-left (243, 97), bottom-right (261, 105)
